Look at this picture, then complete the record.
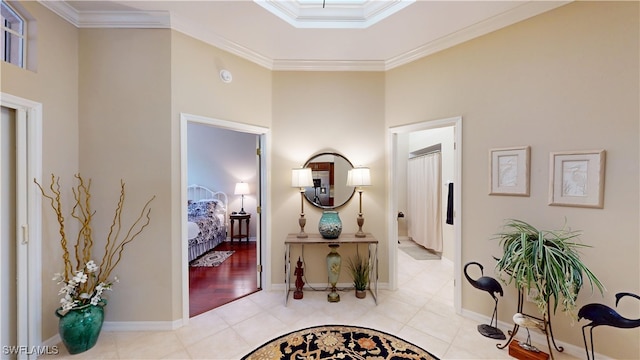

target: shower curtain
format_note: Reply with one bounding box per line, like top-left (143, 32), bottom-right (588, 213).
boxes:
top-left (407, 152), bottom-right (443, 252)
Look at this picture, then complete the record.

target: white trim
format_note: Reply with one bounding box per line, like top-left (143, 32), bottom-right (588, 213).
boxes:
top-left (1, 93), bottom-right (43, 360)
top-left (37, 1), bottom-right (569, 72)
top-left (387, 116), bottom-right (462, 313)
top-left (179, 113), bottom-right (270, 324)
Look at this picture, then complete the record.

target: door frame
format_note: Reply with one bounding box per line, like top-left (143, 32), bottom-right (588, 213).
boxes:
top-left (1, 93), bottom-right (43, 359)
top-left (387, 116), bottom-right (462, 313)
top-left (179, 113), bottom-right (270, 323)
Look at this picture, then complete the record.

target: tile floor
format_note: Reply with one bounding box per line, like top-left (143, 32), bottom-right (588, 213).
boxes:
top-left (43, 248), bottom-right (583, 359)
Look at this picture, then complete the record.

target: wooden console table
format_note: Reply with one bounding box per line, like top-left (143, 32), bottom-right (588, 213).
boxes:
top-left (284, 233), bottom-right (378, 305)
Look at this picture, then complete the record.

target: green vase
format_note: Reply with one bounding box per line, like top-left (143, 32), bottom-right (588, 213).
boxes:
top-left (319, 211), bottom-right (342, 239)
top-left (326, 244), bottom-right (342, 302)
top-left (55, 302), bottom-right (105, 354)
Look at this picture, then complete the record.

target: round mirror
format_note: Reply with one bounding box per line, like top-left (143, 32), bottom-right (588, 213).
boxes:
top-left (303, 152), bottom-right (355, 209)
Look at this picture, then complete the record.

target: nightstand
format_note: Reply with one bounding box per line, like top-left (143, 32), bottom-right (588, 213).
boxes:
top-left (229, 213), bottom-right (250, 243)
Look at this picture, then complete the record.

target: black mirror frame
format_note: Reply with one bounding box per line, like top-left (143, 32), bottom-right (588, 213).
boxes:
top-left (303, 152), bottom-right (356, 210)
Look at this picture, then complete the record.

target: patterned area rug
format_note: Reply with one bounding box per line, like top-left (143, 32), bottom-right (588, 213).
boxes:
top-left (399, 240), bottom-right (441, 260)
top-left (189, 250), bottom-right (234, 267)
top-left (242, 324), bottom-right (439, 360)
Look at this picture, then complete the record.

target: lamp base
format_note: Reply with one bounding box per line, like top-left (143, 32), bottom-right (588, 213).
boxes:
top-left (355, 214), bottom-right (366, 237)
top-left (297, 215), bottom-right (308, 238)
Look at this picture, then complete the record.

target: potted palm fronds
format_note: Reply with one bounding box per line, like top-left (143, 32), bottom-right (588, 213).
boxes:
top-left (494, 219), bottom-right (604, 319)
top-left (347, 253), bottom-right (370, 299)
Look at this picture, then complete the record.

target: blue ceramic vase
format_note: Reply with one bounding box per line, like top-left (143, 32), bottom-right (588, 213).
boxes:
top-left (319, 211), bottom-right (342, 239)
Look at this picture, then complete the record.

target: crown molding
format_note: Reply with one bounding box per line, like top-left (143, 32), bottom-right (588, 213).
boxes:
top-left (384, 0), bottom-right (571, 70)
top-left (38, 1), bottom-right (170, 28)
top-left (271, 59), bottom-right (385, 72)
top-left (39, 0), bottom-right (571, 72)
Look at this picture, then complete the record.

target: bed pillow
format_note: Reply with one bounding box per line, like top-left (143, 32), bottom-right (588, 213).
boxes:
top-left (188, 199), bottom-right (221, 217)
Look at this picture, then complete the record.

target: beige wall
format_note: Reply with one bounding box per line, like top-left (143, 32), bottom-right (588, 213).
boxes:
top-left (1, 1), bottom-right (80, 340)
top-left (271, 71), bottom-right (387, 285)
top-left (386, 2), bottom-right (639, 358)
top-left (78, 28), bottom-right (174, 322)
top-left (2, 2), bottom-right (638, 358)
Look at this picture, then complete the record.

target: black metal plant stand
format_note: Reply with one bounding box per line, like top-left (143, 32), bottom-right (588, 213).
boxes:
top-left (497, 289), bottom-right (564, 360)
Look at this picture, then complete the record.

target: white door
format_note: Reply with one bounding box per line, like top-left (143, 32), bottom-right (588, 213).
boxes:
top-left (1, 105), bottom-right (29, 360)
top-left (1, 94), bottom-right (42, 360)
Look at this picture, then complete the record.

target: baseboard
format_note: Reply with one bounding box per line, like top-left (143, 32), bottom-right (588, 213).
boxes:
top-left (271, 282), bottom-right (390, 291)
top-left (459, 308), bottom-right (611, 360)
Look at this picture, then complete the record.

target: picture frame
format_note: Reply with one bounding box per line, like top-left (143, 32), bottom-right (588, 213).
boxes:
top-left (489, 146), bottom-right (530, 196)
top-left (549, 150), bottom-right (606, 208)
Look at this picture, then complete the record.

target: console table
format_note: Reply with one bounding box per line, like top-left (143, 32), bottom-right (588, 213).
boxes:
top-left (284, 233), bottom-right (378, 305)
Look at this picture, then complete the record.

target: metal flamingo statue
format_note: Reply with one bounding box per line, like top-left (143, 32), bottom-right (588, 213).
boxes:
top-left (464, 261), bottom-right (506, 339)
top-left (578, 292), bottom-right (640, 360)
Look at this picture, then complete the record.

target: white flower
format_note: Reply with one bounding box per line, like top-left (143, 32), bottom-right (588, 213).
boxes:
top-left (52, 272), bottom-right (64, 282)
top-left (90, 296), bottom-right (101, 306)
top-left (79, 293), bottom-right (91, 299)
top-left (73, 271), bottom-right (88, 284)
top-left (85, 260), bottom-right (99, 273)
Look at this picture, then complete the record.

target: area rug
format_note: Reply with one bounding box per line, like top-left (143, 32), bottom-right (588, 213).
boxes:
top-left (399, 240), bottom-right (441, 260)
top-left (189, 250), bottom-right (234, 267)
top-left (242, 324), bottom-right (439, 360)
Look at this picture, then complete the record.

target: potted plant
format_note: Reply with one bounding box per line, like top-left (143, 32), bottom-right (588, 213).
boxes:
top-left (493, 219), bottom-right (604, 319)
top-left (36, 174), bottom-right (155, 354)
top-left (347, 253), bottom-right (370, 299)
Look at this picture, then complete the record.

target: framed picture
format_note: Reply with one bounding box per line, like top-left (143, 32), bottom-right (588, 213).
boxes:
top-left (549, 150), bottom-right (606, 208)
top-left (489, 146), bottom-right (530, 196)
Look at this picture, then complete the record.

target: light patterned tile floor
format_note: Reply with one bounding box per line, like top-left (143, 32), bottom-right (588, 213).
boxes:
top-left (42, 249), bottom-right (583, 360)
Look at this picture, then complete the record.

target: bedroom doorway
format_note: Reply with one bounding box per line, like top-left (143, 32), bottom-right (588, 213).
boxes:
top-left (180, 113), bottom-right (269, 321)
top-left (388, 116), bottom-right (462, 313)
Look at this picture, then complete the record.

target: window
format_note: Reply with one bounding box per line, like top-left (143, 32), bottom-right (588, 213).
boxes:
top-left (1, 0), bottom-right (25, 67)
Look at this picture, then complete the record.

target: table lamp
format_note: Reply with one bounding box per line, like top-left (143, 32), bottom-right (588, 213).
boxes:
top-left (234, 182), bottom-right (250, 214)
top-left (291, 168), bottom-right (313, 238)
top-left (346, 167), bottom-right (371, 237)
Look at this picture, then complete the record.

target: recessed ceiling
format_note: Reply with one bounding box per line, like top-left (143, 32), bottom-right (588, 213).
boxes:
top-left (253, 0), bottom-right (415, 29)
top-left (40, 0), bottom-right (571, 71)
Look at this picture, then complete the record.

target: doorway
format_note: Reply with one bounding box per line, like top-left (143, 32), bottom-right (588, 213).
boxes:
top-left (180, 113), bottom-right (270, 322)
top-left (388, 116), bottom-right (462, 313)
top-left (1, 94), bottom-right (43, 359)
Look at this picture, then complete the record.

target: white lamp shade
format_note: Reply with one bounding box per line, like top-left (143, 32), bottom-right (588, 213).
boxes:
top-left (347, 167), bottom-right (371, 187)
top-left (234, 182), bottom-right (250, 195)
top-left (291, 168), bottom-right (313, 188)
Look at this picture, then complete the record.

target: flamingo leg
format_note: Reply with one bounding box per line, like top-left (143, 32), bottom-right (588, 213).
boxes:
top-left (581, 325), bottom-right (591, 360)
top-left (589, 326), bottom-right (596, 360)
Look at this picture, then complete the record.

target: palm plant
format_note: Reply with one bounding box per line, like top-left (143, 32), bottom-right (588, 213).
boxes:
top-left (494, 219), bottom-right (604, 319)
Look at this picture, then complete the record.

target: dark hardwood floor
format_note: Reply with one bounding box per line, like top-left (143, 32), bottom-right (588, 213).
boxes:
top-left (189, 240), bottom-right (258, 317)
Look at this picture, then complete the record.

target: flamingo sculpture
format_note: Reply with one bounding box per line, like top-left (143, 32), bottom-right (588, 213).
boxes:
top-left (578, 292), bottom-right (640, 360)
top-left (464, 261), bottom-right (506, 339)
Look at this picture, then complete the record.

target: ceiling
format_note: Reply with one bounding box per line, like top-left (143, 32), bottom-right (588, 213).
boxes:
top-left (40, 0), bottom-right (570, 71)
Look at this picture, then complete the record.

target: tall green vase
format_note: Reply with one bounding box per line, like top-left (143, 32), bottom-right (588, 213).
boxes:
top-left (326, 244), bottom-right (342, 302)
top-left (55, 302), bottom-right (105, 354)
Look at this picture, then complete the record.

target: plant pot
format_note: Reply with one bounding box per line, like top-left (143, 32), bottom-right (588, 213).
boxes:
top-left (55, 302), bottom-right (105, 354)
top-left (355, 289), bottom-right (367, 299)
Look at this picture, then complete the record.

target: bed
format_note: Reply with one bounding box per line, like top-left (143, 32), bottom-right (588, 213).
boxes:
top-left (187, 185), bottom-right (228, 262)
